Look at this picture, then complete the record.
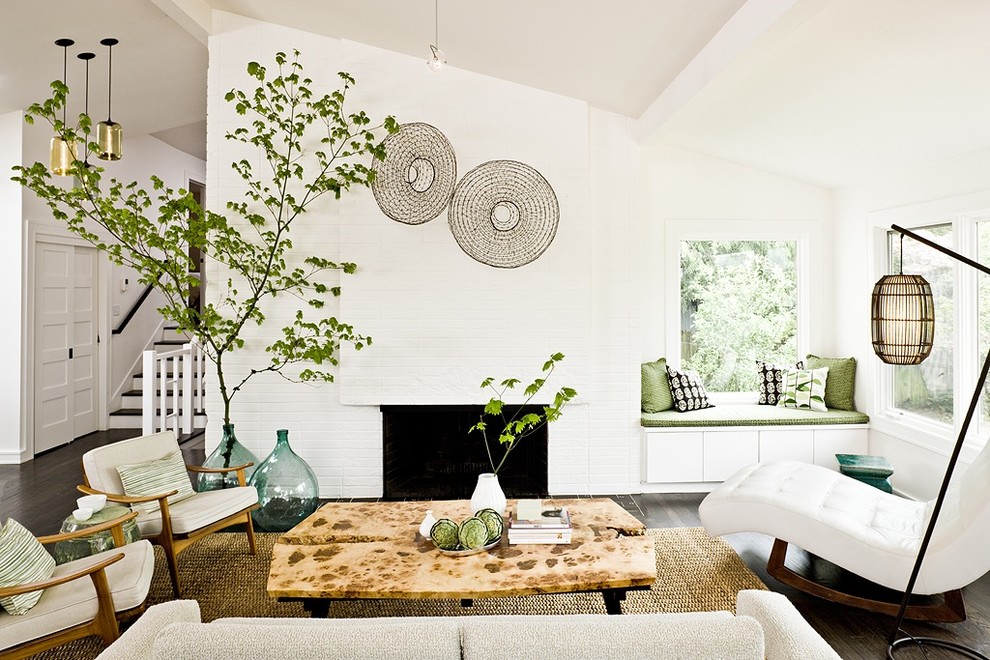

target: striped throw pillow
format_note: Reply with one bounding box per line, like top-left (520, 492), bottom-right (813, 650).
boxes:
top-left (117, 449), bottom-right (196, 515)
top-left (777, 367), bottom-right (829, 412)
top-left (0, 519), bottom-right (56, 615)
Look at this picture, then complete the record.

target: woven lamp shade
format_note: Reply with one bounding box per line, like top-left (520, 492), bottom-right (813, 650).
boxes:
top-left (871, 274), bottom-right (935, 365)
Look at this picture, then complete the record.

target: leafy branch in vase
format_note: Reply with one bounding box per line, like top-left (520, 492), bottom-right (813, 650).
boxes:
top-left (470, 353), bottom-right (577, 475)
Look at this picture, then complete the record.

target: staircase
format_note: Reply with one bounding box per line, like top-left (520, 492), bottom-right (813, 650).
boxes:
top-left (109, 327), bottom-right (207, 441)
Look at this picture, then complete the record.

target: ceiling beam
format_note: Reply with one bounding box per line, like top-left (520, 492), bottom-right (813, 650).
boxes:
top-left (150, 0), bottom-right (213, 46)
top-left (635, 0), bottom-right (829, 145)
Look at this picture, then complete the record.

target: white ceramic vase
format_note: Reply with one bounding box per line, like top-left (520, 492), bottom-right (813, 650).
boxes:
top-left (419, 510), bottom-right (437, 538)
top-left (470, 473), bottom-right (506, 515)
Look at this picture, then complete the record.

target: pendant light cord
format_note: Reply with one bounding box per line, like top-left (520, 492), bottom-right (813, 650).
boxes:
top-left (899, 233), bottom-right (904, 275)
top-left (77, 51), bottom-right (96, 165)
top-left (61, 45), bottom-right (68, 126)
top-left (106, 44), bottom-right (112, 121)
top-left (435, 0), bottom-right (440, 48)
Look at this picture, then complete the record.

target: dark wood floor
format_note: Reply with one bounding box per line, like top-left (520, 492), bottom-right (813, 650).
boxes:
top-left (3, 430), bottom-right (989, 659)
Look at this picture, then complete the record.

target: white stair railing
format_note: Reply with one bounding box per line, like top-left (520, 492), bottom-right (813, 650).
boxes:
top-left (142, 341), bottom-right (205, 436)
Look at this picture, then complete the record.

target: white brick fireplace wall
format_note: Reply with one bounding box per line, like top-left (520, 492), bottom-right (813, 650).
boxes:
top-left (205, 15), bottom-right (641, 497)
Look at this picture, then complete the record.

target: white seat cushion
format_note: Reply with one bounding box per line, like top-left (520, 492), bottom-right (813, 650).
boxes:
top-left (152, 619), bottom-right (463, 660)
top-left (461, 613), bottom-right (763, 660)
top-left (134, 487), bottom-right (257, 536)
top-left (700, 461), bottom-right (928, 593)
top-left (0, 539), bottom-right (154, 650)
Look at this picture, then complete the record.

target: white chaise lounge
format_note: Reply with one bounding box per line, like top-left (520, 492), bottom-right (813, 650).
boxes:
top-left (699, 439), bottom-right (990, 621)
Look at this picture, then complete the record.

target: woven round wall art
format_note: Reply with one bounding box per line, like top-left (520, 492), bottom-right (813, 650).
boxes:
top-left (371, 122), bottom-right (457, 225)
top-left (447, 160), bottom-right (559, 269)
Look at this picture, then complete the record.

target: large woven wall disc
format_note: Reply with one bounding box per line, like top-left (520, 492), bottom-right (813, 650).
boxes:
top-left (371, 122), bottom-right (457, 225)
top-left (447, 160), bottom-right (559, 269)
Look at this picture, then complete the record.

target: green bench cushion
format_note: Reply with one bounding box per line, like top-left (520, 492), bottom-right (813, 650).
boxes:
top-left (641, 404), bottom-right (869, 428)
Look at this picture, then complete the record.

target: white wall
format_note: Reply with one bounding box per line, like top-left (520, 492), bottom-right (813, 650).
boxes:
top-left (0, 112), bottom-right (26, 462)
top-left (834, 146), bottom-right (990, 499)
top-left (206, 17), bottom-right (641, 496)
top-left (640, 144), bottom-right (835, 363)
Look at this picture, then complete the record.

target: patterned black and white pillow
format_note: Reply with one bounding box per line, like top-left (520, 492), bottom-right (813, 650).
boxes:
top-left (757, 359), bottom-right (804, 405)
top-left (666, 366), bottom-right (714, 413)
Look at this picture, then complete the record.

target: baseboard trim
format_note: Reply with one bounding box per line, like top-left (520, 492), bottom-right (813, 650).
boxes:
top-left (0, 448), bottom-right (31, 464)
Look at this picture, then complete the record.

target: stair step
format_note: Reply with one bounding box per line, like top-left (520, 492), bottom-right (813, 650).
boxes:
top-left (122, 389), bottom-right (205, 397)
top-left (109, 408), bottom-right (207, 429)
top-left (109, 408), bottom-right (143, 416)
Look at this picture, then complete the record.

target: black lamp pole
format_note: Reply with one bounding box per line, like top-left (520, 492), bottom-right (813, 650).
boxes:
top-left (886, 224), bottom-right (990, 659)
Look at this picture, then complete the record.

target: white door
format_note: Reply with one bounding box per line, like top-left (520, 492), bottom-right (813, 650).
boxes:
top-left (34, 242), bottom-right (99, 453)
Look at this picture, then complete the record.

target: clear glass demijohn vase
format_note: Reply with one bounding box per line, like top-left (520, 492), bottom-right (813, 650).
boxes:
top-left (248, 429), bottom-right (320, 532)
top-left (197, 423), bottom-right (259, 491)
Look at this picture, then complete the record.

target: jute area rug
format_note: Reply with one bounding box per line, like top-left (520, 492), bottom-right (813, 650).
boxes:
top-left (36, 527), bottom-right (765, 660)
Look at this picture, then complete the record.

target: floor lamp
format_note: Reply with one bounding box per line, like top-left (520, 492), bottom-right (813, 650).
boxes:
top-left (877, 224), bottom-right (990, 659)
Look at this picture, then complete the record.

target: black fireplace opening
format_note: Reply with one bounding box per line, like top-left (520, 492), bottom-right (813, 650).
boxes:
top-left (382, 405), bottom-right (548, 500)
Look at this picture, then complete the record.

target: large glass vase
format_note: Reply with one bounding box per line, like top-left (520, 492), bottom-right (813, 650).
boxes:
top-left (196, 423), bottom-right (259, 492)
top-left (248, 429), bottom-right (320, 532)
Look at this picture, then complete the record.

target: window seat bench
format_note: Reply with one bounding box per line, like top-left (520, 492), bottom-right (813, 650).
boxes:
top-left (641, 405), bottom-right (870, 493)
top-left (642, 405), bottom-right (870, 427)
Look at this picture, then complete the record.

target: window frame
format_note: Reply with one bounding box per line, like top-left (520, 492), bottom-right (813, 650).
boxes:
top-left (664, 220), bottom-right (814, 403)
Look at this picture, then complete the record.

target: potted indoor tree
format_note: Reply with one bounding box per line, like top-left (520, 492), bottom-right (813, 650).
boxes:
top-left (15, 50), bottom-right (397, 488)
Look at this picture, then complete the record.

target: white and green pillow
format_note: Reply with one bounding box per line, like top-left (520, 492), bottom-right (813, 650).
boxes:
top-left (777, 367), bottom-right (829, 412)
top-left (0, 519), bottom-right (56, 615)
top-left (117, 449), bottom-right (196, 515)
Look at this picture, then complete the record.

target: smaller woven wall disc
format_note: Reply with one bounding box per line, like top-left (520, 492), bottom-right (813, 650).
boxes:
top-left (371, 122), bottom-right (457, 225)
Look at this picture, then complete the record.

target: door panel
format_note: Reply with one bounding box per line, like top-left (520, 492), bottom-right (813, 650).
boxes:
top-left (71, 247), bottom-right (98, 437)
top-left (34, 242), bottom-right (99, 454)
top-left (35, 244), bottom-right (73, 452)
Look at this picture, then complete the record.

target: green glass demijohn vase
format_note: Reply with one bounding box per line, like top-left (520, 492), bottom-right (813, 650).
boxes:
top-left (248, 429), bottom-right (320, 532)
top-left (196, 424), bottom-right (259, 492)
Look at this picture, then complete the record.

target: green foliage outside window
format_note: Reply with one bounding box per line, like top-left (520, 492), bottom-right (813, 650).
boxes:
top-left (890, 225), bottom-right (954, 425)
top-left (680, 240), bottom-right (798, 392)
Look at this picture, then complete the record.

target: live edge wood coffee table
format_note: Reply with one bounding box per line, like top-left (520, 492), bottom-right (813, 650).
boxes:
top-left (267, 498), bottom-right (656, 617)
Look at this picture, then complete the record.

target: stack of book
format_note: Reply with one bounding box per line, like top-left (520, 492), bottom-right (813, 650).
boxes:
top-left (507, 500), bottom-right (572, 545)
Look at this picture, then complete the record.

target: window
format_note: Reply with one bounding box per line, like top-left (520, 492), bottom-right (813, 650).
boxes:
top-left (680, 240), bottom-right (798, 393)
top-left (888, 224), bottom-right (954, 425)
top-left (877, 211), bottom-right (990, 441)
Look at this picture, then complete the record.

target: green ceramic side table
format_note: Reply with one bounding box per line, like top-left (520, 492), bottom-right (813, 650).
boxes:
top-left (53, 505), bottom-right (142, 564)
top-left (835, 453), bottom-right (894, 493)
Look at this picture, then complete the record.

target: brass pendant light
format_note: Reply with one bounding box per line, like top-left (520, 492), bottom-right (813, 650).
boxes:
top-left (871, 233), bottom-right (935, 365)
top-left (49, 38), bottom-right (76, 176)
top-left (96, 38), bottom-right (122, 161)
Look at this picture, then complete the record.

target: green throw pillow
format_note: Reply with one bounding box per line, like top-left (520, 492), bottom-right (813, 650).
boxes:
top-left (777, 367), bottom-right (829, 412)
top-left (0, 519), bottom-right (56, 615)
top-left (641, 358), bottom-right (674, 413)
top-left (117, 449), bottom-right (196, 516)
top-left (806, 354), bottom-right (857, 411)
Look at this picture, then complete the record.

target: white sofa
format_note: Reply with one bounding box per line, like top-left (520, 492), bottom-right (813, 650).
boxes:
top-left (95, 590), bottom-right (839, 660)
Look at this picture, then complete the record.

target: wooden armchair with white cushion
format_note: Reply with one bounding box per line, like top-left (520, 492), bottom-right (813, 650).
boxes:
top-left (0, 512), bottom-right (154, 660)
top-left (79, 431), bottom-right (259, 597)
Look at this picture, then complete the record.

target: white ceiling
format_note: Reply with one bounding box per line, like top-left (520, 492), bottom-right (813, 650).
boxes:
top-left (654, 0), bottom-right (990, 188)
top-left (203, 0), bottom-right (748, 119)
top-left (0, 0), bottom-right (206, 151)
top-left (3, 0), bottom-right (990, 190)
